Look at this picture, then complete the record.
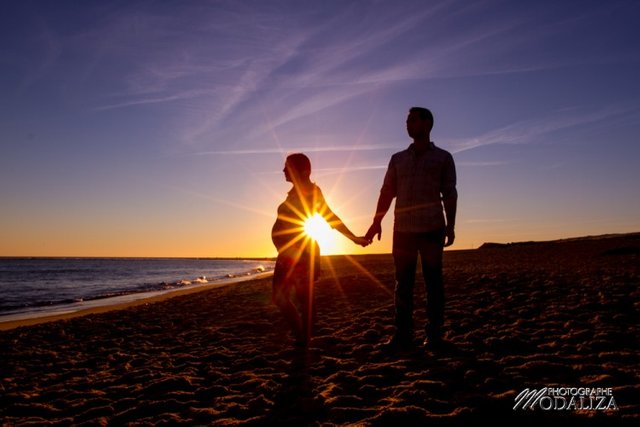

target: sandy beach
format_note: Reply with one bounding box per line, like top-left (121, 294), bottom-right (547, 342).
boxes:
top-left (1, 234), bottom-right (639, 425)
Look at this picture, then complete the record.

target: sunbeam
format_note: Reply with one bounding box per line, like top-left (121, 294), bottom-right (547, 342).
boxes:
top-left (343, 254), bottom-right (393, 296)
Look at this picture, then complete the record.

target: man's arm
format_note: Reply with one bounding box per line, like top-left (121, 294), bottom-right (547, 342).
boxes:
top-left (443, 196), bottom-right (457, 246)
top-left (366, 157), bottom-right (396, 241)
top-left (442, 152), bottom-right (457, 247)
top-left (365, 191), bottom-right (394, 241)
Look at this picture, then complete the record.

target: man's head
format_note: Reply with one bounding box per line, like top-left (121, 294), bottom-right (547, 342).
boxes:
top-left (406, 107), bottom-right (434, 140)
top-left (284, 153), bottom-right (311, 183)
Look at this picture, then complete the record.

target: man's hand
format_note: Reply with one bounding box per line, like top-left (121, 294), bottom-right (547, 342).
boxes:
top-left (444, 227), bottom-right (455, 247)
top-left (365, 221), bottom-right (382, 242)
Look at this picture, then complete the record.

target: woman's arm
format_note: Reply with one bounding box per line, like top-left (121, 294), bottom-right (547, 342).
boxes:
top-left (317, 188), bottom-right (369, 247)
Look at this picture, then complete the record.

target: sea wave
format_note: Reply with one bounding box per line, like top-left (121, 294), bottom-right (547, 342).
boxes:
top-left (0, 260), bottom-right (274, 317)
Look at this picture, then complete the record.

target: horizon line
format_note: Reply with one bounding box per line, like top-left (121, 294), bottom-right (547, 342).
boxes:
top-left (3, 230), bottom-right (638, 259)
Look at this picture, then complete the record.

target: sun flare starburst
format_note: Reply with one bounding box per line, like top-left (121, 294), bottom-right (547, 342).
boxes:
top-left (303, 213), bottom-right (337, 252)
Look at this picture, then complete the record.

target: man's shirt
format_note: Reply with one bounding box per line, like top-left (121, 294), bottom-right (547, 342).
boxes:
top-left (380, 141), bottom-right (457, 233)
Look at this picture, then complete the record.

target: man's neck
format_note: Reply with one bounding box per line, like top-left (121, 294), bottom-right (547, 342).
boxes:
top-left (412, 135), bottom-right (431, 152)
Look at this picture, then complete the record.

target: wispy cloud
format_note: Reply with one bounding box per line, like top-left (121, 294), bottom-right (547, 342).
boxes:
top-left (76, 0), bottom-right (636, 152)
top-left (179, 144), bottom-right (395, 157)
top-left (83, 2), bottom-right (523, 142)
top-left (174, 4), bottom-right (446, 142)
top-left (312, 165), bottom-right (387, 178)
top-left (258, 159), bottom-right (512, 177)
top-left (458, 161), bottom-right (510, 167)
top-left (94, 88), bottom-right (218, 111)
top-left (445, 107), bottom-right (633, 154)
top-left (255, 164), bottom-right (387, 177)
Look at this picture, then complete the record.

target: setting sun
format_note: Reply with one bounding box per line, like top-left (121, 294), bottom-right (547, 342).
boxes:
top-left (304, 213), bottom-right (338, 253)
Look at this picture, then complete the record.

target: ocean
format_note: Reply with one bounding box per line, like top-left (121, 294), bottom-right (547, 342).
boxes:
top-left (0, 258), bottom-right (274, 322)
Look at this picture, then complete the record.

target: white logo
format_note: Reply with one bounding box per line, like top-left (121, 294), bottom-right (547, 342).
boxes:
top-left (513, 387), bottom-right (618, 411)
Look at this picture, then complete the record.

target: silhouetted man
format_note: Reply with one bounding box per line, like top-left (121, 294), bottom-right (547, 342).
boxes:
top-left (366, 107), bottom-right (457, 350)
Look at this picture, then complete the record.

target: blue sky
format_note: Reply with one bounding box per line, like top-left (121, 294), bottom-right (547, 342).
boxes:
top-left (2, 0), bottom-right (640, 256)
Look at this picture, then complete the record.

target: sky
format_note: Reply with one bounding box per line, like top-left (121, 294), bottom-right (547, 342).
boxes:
top-left (1, 0), bottom-right (640, 257)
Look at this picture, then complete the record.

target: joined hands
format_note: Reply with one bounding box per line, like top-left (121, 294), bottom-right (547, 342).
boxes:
top-left (352, 236), bottom-right (372, 247)
top-left (350, 222), bottom-right (381, 248)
